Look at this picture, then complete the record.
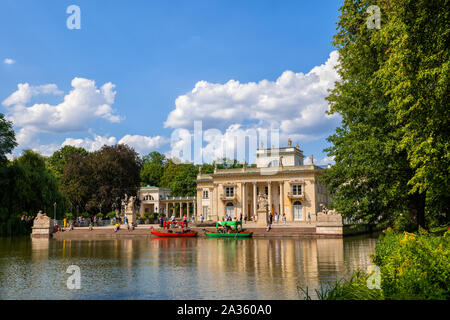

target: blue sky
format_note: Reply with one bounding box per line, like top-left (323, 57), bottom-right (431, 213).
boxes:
top-left (0, 0), bottom-right (343, 165)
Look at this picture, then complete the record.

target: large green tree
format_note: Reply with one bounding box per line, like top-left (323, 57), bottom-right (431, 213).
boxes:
top-left (140, 151), bottom-right (166, 187)
top-left (60, 144), bottom-right (142, 214)
top-left (374, 0), bottom-right (449, 224)
top-left (322, 0), bottom-right (449, 229)
top-left (0, 114), bottom-right (16, 164)
top-left (47, 145), bottom-right (88, 180)
top-left (160, 159), bottom-right (198, 197)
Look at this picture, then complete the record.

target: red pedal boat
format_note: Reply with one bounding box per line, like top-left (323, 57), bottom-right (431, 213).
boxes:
top-left (151, 221), bottom-right (197, 238)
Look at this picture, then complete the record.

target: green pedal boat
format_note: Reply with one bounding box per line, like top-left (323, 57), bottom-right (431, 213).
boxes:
top-left (205, 221), bottom-right (253, 238)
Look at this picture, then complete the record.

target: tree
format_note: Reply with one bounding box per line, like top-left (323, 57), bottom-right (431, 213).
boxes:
top-left (323, 0), bottom-right (450, 229)
top-left (1, 150), bottom-right (66, 223)
top-left (60, 151), bottom-right (92, 211)
top-left (322, 0), bottom-right (423, 228)
top-left (0, 113), bottom-right (16, 164)
top-left (61, 144), bottom-right (142, 214)
top-left (140, 151), bottom-right (166, 187)
top-left (47, 145), bottom-right (88, 180)
top-left (160, 159), bottom-right (197, 196)
top-left (374, 0), bottom-right (449, 224)
top-left (89, 144), bottom-right (142, 211)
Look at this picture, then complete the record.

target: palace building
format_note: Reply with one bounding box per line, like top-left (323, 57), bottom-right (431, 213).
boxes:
top-left (195, 139), bottom-right (330, 223)
top-left (137, 139), bottom-right (330, 224)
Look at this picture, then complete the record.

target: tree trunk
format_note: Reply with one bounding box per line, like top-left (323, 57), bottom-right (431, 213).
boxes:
top-left (408, 192), bottom-right (426, 230)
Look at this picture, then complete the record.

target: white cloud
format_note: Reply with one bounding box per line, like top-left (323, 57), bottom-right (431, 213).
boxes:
top-left (164, 51), bottom-right (341, 163)
top-left (4, 58), bottom-right (15, 65)
top-left (304, 155), bottom-right (335, 166)
top-left (62, 134), bottom-right (117, 152)
top-left (2, 78), bottom-right (122, 148)
top-left (118, 134), bottom-right (169, 155)
top-left (164, 50), bottom-right (340, 140)
top-left (2, 83), bottom-right (62, 107)
top-left (30, 133), bottom-right (169, 156)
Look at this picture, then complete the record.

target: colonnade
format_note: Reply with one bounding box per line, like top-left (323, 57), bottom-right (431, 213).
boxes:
top-left (162, 201), bottom-right (197, 218)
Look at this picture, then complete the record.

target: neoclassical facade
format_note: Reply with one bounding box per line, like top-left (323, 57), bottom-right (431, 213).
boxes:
top-left (196, 141), bottom-right (330, 223)
top-left (138, 186), bottom-right (196, 218)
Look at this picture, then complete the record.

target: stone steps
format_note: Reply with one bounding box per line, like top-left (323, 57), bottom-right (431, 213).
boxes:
top-left (51, 224), bottom-right (339, 240)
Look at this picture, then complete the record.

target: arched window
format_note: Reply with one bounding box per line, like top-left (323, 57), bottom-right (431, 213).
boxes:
top-left (225, 202), bottom-right (234, 219)
top-left (293, 201), bottom-right (303, 221)
top-left (268, 160), bottom-right (279, 167)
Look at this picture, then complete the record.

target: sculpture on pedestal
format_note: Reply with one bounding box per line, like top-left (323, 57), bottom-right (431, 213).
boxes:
top-left (256, 193), bottom-right (269, 226)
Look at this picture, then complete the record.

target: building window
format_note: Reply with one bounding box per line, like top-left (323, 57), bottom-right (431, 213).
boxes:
top-left (143, 195), bottom-right (154, 201)
top-left (292, 184), bottom-right (302, 195)
top-left (225, 202), bottom-right (234, 218)
top-left (202, 190), bottom-right (209, 199)
top-left (225, 187), bottom-right (234, 197)
top-left (268, 160), bottom-right (279, 167)
top-left (202, 206), bottom-right (209, 220)
top-left (264, 186), bottom-right (268, 195)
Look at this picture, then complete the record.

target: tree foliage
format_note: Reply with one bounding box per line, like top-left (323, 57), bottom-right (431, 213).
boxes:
top-left (60, 144), bottom-right (142, 213)
top-left (322, 0), bottom-right (449, 228)
top-left (140, 151), bottom-right (166, 187)
top-left (0, 113), bottom-right (17, 164)
top-left (46, 145), bottom-right (88, 180)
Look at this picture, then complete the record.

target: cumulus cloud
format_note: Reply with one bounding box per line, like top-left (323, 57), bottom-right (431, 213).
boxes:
top-left (164, 50), bottom-right (340, 138)
top-left (4, 58), bottom-right (15, 65)
top-left (164, 51), bottom-right (341, 163)
top-left (304, 155), bottom-right (335, 166)
top-left (31, 133), bottom-right (169, 156)
top-left (62, 134), bottom-right (118, 152)
top-left (118, 135), bottom-right (169, 155)
top-left (2, 78), bottom-right (122, 148)
top-left (2, 83), bottom-right (63, 107)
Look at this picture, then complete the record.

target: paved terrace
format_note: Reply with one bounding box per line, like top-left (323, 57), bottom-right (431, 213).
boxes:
top-left (51, 221), bottom-right (346, 240)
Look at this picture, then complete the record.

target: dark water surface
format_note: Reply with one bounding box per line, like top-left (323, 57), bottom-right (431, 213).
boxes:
top-left (0, 235), bottom-right (378, 299)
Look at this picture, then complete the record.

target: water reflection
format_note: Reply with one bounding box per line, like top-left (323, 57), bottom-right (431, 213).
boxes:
top-left (0, 235), bottom-right (378, 299)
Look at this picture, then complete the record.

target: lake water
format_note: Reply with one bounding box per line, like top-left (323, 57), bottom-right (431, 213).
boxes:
top-left (0, 235), bottom-right (378, 300)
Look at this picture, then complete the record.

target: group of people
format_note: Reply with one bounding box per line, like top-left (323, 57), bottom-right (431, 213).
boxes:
top-left (20, 215), bottom-right (34, 222)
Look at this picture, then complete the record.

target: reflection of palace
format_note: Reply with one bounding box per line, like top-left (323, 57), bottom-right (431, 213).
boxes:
top-left (138, 140), bottom-right (330, 222)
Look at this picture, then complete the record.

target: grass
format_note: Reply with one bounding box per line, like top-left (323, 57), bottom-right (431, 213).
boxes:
top-left (298, 270), bottom-right (383, 300)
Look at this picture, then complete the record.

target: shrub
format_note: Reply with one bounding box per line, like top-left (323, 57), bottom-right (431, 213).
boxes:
top-left (81, 212), bottom-right (90, 219)
top-left (106, 211), bottom-right (116, 219)
top-left (299, 271), bottom-right (383, 300)
top-left (96, 212), bottom-right (104, 219)
top-left (374, 229), bottom-right (449, 300)
top-left (65, 212), bottom-right (74, 220)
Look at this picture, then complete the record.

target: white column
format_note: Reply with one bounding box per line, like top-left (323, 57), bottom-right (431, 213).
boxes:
top-left (280, 181), bottom-right (284, 217)
top-left (215, 184), bottom-right (219, 221)
top-left (268, 181), bottom-right (272, 216)
top-left (209, 188), bottom-right (213, 221)
top-left (179, 202), bottom-right (183, 217)
top-left (193, 201), bottom-right (196, 219)
top-left (253, 182), bottom-right (257, 219)
top-left (242, 182), bottom-right (246, 220)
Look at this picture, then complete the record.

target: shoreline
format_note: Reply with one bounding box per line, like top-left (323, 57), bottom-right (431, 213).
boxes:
top-left (47, 222), bottom-right (365, 240)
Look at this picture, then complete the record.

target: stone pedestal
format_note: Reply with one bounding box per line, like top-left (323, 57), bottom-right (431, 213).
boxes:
top-left (31, 211), bottom-right (54, 238)
top-left (256, 207), bottom-right (268, 226)
top-left (125, 212), bottom-right (136, 226)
